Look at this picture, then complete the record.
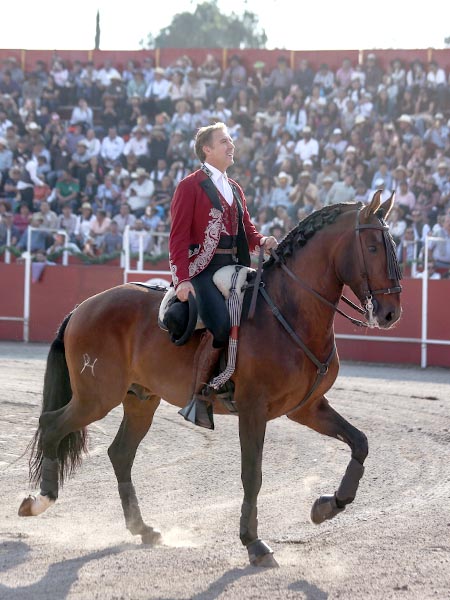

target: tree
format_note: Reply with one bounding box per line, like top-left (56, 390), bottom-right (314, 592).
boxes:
top-left (142, 1), bottom-right (267, 49)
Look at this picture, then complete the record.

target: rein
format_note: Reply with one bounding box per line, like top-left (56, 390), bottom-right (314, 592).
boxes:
top-left (248, 206), bottom-right (403, 416)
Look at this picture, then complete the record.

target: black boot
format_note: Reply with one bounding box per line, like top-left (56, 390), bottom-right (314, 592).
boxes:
top-left (179, 332), bottom-right (221, 430)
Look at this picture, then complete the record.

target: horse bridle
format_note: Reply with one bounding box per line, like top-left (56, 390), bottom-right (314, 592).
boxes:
top-left (249, 206), bottom-right (403, 415)
top-left (354, 208), bottom-right (402, 322)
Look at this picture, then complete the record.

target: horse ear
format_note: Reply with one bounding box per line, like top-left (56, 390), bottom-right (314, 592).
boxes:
top-left (361, 190), bottom-right (381, 221)
top-left (378, 192), bottom-right (395, 220)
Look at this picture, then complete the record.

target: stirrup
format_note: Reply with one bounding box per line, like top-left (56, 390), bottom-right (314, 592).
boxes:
top-left (178, 393), bottom-right (214, 430)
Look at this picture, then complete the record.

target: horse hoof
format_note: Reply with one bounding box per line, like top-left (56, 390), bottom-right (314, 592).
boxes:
top-left (251, 553), bottom-right (279, 568)
top-left (247, 538), bottom-right (278, 568)
top-left (18, 496), bottom-right (35, 517)
top-left (311, 494), bottom-right (345, 525)
top-left (18, 493), bottom-right (55, 517)
top-left (141, 528), bottom-right (162, 545)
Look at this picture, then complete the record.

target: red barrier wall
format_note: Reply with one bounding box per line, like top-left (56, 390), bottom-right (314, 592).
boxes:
top-left (1, 264), bottom-right (449, 367)
top-left (1, 47), bottom-right (449, 75)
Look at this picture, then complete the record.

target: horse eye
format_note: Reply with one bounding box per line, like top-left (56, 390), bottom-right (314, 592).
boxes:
top-left (368, 245), bottom-right (377, 253)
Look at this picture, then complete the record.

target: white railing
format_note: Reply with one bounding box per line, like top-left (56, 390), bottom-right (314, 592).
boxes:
top-left (0, 226), bottom-right (69, 342)
top-left (122, 225), bottom-right (170, 285)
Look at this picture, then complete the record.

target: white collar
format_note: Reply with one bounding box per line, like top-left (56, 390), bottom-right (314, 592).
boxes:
top-left (204, 162), bottom-right (227, 184)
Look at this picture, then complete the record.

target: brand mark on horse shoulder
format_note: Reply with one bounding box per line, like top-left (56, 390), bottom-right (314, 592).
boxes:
top-left (81, 353), bottom-right (98, 376)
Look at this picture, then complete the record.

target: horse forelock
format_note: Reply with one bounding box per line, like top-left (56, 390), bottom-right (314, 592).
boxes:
top-left (264, 203), bottom-right (358, 269)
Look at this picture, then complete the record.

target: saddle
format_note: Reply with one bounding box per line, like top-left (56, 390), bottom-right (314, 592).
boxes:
top-left (158, 265), bottom-right (254, 346)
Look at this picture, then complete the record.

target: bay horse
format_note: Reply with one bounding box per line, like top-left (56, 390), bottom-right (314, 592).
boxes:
top-left (19, 193), bottom-right (402, 568)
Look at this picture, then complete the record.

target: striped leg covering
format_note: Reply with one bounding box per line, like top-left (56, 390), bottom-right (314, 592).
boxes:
top-left (208, 266), bottom-right (247, 390)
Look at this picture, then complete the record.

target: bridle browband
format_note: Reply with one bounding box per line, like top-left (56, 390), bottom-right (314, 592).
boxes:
top-left (248, 205), bottom-right (403, 415)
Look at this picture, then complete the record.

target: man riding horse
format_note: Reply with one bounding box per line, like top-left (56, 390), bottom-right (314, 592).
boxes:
top-left (168, 122), bottom-right (278, 429)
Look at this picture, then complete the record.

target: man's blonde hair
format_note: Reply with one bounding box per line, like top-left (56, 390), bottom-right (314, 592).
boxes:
top-left (194, 122), bottom-right (227, 163)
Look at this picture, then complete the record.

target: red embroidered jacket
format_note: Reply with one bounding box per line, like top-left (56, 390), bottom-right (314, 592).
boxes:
top-left (169, 169), bottom-right (263, 288)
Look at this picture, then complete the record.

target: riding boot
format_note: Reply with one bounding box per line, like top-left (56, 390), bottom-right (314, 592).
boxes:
top-left (179, 331), bottom-right (222, 430)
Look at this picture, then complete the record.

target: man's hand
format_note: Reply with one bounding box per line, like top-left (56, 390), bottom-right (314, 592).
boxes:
top-left (176, 281), bottom-right (195, 302)
top-left (260, 235), bottom-right (278, 253)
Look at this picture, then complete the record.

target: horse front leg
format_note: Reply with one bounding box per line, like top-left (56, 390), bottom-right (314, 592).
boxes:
top-left (238, 404), bottom-right (278, 568)
top-left (288, 395), bottom-right (368, 525)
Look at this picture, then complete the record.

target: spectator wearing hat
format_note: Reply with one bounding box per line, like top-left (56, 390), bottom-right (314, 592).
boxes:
top-left (269, 171), bottom-right (293, 209)
top-left (219, 54), bottom-right (247, 106)
top-left (126, 167), bottom-right (155, 217)
top-left (100, 126), bottom-right (125, 169)
top-left (431, 162), bottom-right (450, 197)
top-left (317, 175), bottom-right (335, 206)
top-left (324, 128), bottom-right (347, 158)
top-left (144, 67), bottom-right (171, 118)
top-left (368, 177), bottom-right (392, 202)
top-left (123, 126), bottom-right (149, 166)
top-left (75, 198), bottom-right (94, 248)
top-left (294, 125), bottom-right (319, 166)
top-left (289, 170), bottom-right (320, 217)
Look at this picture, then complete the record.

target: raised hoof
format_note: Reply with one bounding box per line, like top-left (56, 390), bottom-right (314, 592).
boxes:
top-left (141, 528), bottom-right (162, 545)
top-left (18, 493), bottom-right (55, 517)
top-left (311, 494), bottom-right (345, 525)
top-left (247, 538), bottom-right (278, 568)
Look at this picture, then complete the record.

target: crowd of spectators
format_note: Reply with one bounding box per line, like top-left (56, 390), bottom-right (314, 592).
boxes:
top-left (0, 51), bottom-right (449, 276)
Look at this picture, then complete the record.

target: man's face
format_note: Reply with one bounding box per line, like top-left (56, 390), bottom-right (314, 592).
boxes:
top-left (203, 128), bottom-right (235, 172)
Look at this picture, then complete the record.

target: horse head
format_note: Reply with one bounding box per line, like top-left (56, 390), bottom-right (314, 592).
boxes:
top-left (341, 191), bottom-right (402, 329)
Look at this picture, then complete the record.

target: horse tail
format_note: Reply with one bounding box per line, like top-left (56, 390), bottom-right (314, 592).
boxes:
top-left (29, 312), bottom-right (88, 487)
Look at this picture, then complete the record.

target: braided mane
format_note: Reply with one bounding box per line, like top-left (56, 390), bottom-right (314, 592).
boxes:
top-left (264, 202), bottom-right (360, 269)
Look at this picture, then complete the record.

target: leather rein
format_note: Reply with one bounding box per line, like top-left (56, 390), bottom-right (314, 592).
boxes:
top-left (248, 207), bottom-right (402, 415)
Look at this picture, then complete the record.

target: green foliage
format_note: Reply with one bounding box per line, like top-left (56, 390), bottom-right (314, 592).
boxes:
top-left (143, 1), bottom-right (267, 49)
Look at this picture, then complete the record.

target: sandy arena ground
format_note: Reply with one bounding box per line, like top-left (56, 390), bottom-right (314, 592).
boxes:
top-left (0, 341), bottom-right (449, 599)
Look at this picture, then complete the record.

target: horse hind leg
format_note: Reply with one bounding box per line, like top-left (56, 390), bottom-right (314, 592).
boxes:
top-left (108, 390), bottom-right (162, 545)
top-left (288, 395), bottom-right (368, 525)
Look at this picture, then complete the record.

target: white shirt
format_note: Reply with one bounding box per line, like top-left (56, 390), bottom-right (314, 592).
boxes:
top-left (204, 162), bottom-right (233, 206)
